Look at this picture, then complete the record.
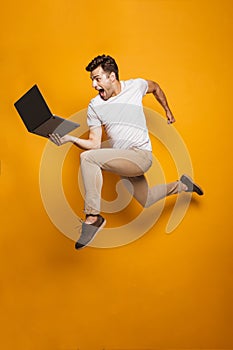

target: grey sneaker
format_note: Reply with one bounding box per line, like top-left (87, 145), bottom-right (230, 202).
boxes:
top-left (180, 174), bottom-right (204, 195)
top-left (75, 214), bottom-right (106, 250)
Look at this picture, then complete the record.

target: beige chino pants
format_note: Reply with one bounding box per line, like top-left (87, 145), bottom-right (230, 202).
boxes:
top-left (80, 148), bottom-right (182, 215)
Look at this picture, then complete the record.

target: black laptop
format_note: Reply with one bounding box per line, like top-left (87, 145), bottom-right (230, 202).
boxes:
top-left (14, 85), bottom-right (80, 138)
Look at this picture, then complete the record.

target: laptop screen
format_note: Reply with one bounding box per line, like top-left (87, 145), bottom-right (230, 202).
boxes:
top-left (14, 85), bottom-right (53, 131)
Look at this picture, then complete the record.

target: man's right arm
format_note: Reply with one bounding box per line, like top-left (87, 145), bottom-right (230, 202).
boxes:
top-left (49, 126), bottom-right (102, 150)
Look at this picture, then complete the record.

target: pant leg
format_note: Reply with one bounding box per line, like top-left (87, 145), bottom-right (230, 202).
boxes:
top-left (122, 175), bottom-right (183, 208)
top-left (80, 148), bottom-right (152, 214)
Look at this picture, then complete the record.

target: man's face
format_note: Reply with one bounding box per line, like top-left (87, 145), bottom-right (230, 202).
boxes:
top-left (90, 66), bottom-right (115, 100)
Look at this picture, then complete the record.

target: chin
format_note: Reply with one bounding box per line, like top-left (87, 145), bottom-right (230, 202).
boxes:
top-left (100, 95), bottom-right (109, 101)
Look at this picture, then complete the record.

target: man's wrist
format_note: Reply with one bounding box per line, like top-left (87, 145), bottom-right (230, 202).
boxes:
top-left (70, 136), bottom-right (79, 144)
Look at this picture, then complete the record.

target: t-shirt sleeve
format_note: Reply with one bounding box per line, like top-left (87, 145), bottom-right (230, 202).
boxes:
top-left (87, 103), bottom-right (102, 128)
top-left (136, 78), bottom-right (149, 96)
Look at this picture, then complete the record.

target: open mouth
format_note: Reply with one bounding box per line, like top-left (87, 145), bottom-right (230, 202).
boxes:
top-left (98, 88), bottom-right (105, 98)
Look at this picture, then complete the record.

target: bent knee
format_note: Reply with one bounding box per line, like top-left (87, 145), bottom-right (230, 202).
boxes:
top-left (80, 150), bottom-right (94, 162)
top-left (80, 149), bottom-right (103, 164)
top-left (140, 201), bottom-right (150, 209)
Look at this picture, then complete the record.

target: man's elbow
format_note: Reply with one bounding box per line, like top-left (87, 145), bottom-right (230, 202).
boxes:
top-left (90, 139), bottom-right (101, 149)
top-left (147, 80), bottom-right (160, 94)
top-left (92, 143), bottom-right (101, 149)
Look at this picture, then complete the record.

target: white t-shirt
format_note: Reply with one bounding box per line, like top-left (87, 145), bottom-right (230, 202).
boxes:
top-left (87, 78), bottom-right (152, 151)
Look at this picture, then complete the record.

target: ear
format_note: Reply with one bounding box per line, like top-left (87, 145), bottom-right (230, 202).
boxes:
top-left (110, 71), bottom-right (116, 82)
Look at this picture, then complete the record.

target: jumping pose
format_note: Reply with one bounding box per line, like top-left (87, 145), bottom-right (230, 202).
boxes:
top-left (50, 55), bottom-right (203, 249)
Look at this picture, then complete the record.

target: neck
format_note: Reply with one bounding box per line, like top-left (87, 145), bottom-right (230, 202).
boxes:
top-left (112, 80), bottom-right (121, 96)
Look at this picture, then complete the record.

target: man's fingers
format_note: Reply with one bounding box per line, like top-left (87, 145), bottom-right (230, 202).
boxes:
top-left (49, 133), bottom-right (62, 145)
top-left (167, 117), bottom-right (176, 124)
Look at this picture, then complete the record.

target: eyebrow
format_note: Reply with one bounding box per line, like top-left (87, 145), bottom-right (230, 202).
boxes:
top-left (90, 74), bottom-right (101, 80)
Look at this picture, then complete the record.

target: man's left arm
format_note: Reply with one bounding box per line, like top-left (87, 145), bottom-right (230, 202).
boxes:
top-left (146, 80), bottom-right (176, 124)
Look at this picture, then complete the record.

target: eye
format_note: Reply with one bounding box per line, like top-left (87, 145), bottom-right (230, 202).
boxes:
top-left (96, 78), bottom-right (101, 82)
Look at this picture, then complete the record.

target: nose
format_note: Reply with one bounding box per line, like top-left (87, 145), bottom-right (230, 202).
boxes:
top-left (92, 80), bottom-right (98, 89)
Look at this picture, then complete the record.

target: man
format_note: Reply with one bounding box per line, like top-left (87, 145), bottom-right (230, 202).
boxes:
top-left (49, 54), bottom-right (203, 250)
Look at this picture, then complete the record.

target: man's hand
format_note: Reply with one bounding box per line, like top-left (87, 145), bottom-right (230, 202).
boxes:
top-left (49, 133), bottom-right (76, 146)
top-left (166, 110), bottom-right (176, 124)
top-left (49, 127), bottom-right (102, 150)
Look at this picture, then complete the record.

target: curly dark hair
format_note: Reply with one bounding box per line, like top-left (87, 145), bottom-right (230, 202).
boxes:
top-left (85, 54), bottom-right (119, 81)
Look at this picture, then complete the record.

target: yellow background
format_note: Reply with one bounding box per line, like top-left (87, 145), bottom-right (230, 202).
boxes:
top-left (1, 0), bottom-right (233, 349)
